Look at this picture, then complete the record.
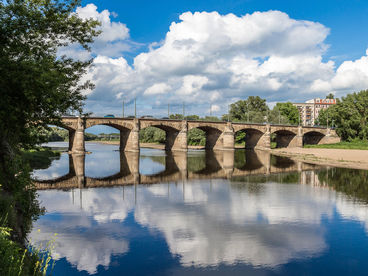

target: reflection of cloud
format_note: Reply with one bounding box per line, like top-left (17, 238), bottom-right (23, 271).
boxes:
top-left (32, 154), bottom-right (70, 180)
top-left (135, 180), bottom-right (330, 267)
top-left (30, 188), bottom-right (135, 274)
top-left (31, 178), bottom-right (368, 272)
top-left (335, 195), bottom-right (368, 233)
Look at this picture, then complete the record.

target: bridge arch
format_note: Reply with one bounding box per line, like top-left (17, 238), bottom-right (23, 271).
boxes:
top-left (139, 124), bottom-right (181, 151)
top-left (271, 129), bottom-right (298, 148)
top-left (188, 125), bottom-right (223, 150)
top-left (303, 130), bottom-right (325, 146)
top-left (85, 121), bottom-right (136, 151)
top-left (234, 128), bottom-right (265, 149)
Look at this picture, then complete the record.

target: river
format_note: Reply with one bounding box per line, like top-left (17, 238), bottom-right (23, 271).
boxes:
top-left (29, 142), bottom-right (368, 275)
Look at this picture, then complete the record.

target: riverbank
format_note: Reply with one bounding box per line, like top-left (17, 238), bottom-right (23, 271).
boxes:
top-left (272, 147), bottom-right (368, 170)
top-left (21, 147), bottom-right (61, 170)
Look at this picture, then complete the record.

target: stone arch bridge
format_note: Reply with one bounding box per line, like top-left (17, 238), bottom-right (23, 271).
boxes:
top-left (60, 117), bottom-right (340, 153)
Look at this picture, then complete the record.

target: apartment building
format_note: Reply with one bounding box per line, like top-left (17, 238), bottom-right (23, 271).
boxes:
top-left (292, 98), bottom-right (336, 126)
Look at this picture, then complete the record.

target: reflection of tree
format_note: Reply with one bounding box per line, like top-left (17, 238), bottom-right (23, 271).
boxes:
top-left (271, 155), bottom-right (295, 168)
top-left (231, 172), bottom-right (300, 186)
top-left (318, 168), bottom-right (368, 203)
top-left (187, 154), bottom-right (206, 172)
top-left (141, 155), bottom-right (166, 166)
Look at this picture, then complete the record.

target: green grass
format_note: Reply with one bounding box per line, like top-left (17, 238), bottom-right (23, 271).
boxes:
top-left (304, 140), bottom-right (368, 150)
top-left (21, 147), bottom-right (61, 170)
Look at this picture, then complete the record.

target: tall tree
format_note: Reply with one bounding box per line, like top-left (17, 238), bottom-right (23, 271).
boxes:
top-left (0, 0), bottom-right (99, 178)
top-left (318, 90), bottom-right (368, 140)
top-left (271, 102), bottom-right (299, 125)
top-left (228, 96), bottom-right (269, 123)
top-left (326, 93), bottom-right (335, 99)
top-left (0, 0), bottom-right (99, 245)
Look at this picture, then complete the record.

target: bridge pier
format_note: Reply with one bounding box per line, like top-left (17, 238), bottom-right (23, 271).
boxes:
top-left (255, 124), bottom-right (271, 150)
top-left (69, 117), bottom-right (85, 153)
top-left (171, 120), bottom-right (188, 151)
top-left (221, 122), bottom-right (235, 151)
top-left (318, 128), bottom-right (341, 144)
top-left (123, 119), bottom-right (140, 152)
top-left (287, 126), bottom-right (303, 148)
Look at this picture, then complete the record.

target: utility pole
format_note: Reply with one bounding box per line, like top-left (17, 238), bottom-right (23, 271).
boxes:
top-left (122, 100), bottom-right (125, 118)
top-left (134, 98), bottom-right (137, 118)
top-left (279, 109), bottom-right (281, 124)
top-left (210, 104), bottom-right (212, 117)
top-left (168, 103), bottom-right (170, 118)
top-left (227, 104), bottom-right (230, 122)
top-left (327, 107), bottom-right (329, 128)
top-left (247, 102), bottom-right (249, 123)
top-left (182, 102), bottom-right (185, 118)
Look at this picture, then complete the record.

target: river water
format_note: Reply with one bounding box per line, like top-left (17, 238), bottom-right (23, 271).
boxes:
top-left (29, 142), bottom-right (368, 275)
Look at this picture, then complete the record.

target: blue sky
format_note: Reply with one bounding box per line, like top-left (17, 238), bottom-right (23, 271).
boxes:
top-left (83, 0), bottom-right (368, 63)
top-left (66, 0), bottom-right (368, 133)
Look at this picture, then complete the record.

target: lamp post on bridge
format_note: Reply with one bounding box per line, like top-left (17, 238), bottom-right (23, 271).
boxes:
top-left (134, 98), bottom-right (137, 118)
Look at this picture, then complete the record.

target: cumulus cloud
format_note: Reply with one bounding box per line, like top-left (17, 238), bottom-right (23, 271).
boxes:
top-left (66, 6), bottom-right (368, 116)
top-left (58, 4), bottom-right (134, 60)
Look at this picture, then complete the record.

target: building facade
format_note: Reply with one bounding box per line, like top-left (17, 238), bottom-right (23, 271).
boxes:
top-left (292, 98), bottom-right (336, 126)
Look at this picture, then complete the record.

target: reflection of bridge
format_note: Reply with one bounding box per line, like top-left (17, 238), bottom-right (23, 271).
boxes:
top-left (61, 117), bottom-right (340, 153)
top-left (34, 150), bottom-right (318, 190)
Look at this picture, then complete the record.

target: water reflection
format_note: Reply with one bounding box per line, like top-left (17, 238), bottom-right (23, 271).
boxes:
top-left (32, 149), bottom-right (317, 189)
top-left (29, 145), bottom-right (368, 275)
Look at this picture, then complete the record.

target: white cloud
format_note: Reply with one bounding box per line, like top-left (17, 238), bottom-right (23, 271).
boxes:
top-left (67, 6), bottom-right (368, 116)
top-left (58, 4), bottom-right (133, 60)
top-left (144, 83), bottom-right (171, 95)
top-left (331, 49), bottom-right (368, 92)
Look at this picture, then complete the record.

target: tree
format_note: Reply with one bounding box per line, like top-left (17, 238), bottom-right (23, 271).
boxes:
top-left (185, 115), bottom-right (200, 121)
top-left (0, 0), bottom-right (99, 248)
top-left (326, 93), bottom-right (335, 99)
top-left (169, 114), bottom-right (184, 120)
top-left (318, 90), bottom-right (368, 140)
top-left (0, 0), bottom-right (99, 180)
top-left (271, 102), bottom-right (299, 125)
top-left (227, 96), bottom-right (269, 123)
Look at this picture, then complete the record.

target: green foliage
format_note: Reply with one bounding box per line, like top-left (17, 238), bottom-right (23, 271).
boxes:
top-left (0, 0), bottom-right (99, 150)
top-left (21, 147), bottom-right (61, 170)
top-left (235, 130), bottom-right (246, 145)
top-left (185, 115), bottom-right (200, 121)
top-left (318, 89), bottom-right (368, 140)
top-left (318, 168), bottom-right (368, 203)
top-left (139, 127), bottom-right (166, 144)
top-left (227, 96), bottom-right (269, 123)
top-left (188, 128), bottom-right (206, 146)
top-left (326, 93), bottom-right (335, 99)
top-left (169, 114), bottom-right (184, 120)
top-left (202, 116), bottom-right (221, 122)
top-left (0, 0), bottom-right (99, 273)
top-left (84, 132), bottom-right (98, 141)
top-left (272, 102), bottom-right (299, 125)
top-left (0, 225), bottom-right (55, 276)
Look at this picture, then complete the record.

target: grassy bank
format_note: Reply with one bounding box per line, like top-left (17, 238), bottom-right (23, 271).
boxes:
top-left (304, 140), bottom-right (368, 150)
top-left (21, 147), bottom-right (61, 170)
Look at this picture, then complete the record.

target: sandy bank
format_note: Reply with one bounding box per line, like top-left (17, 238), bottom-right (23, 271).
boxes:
top-left (272, 147), bottom-right (368, 170)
